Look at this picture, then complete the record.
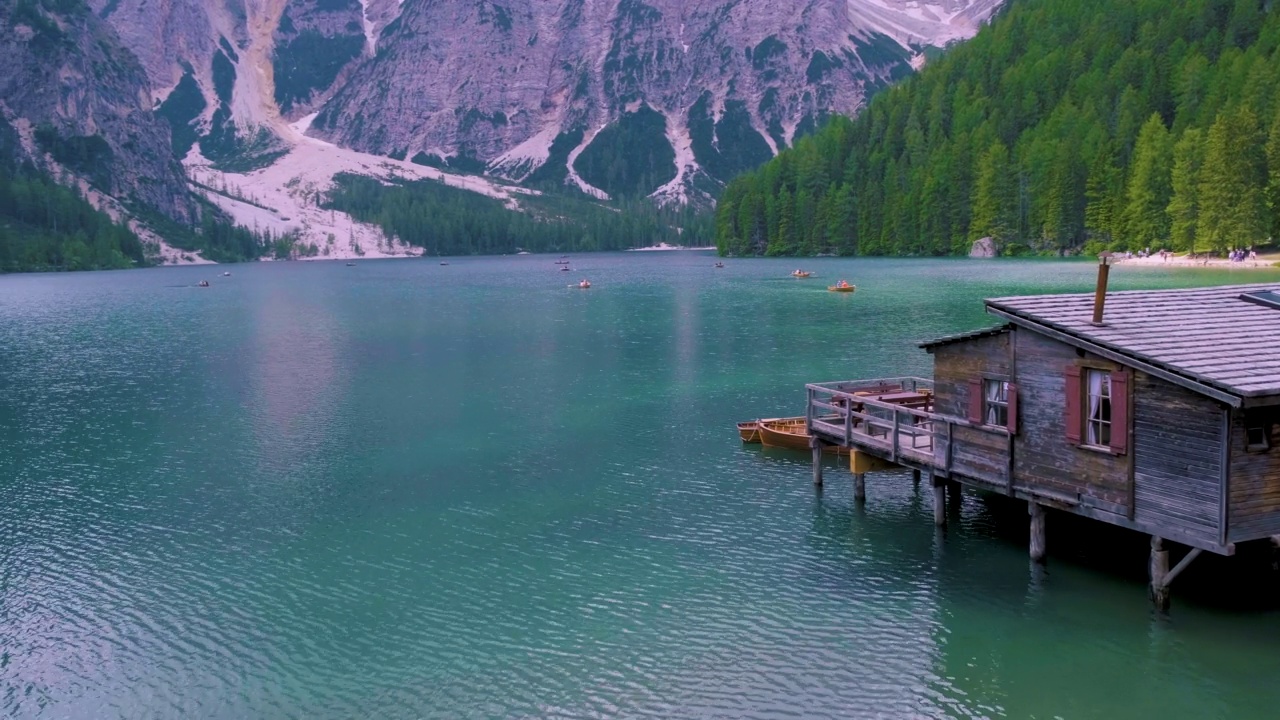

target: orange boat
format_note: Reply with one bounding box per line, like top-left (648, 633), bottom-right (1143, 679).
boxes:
top-left (738, 420), bottom-right (764, 443)
top-left (756, 417), bottom-right (847, 454)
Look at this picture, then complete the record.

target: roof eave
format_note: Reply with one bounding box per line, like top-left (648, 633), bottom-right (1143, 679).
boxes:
top-left (918, 324), bottom-right (1010, 351)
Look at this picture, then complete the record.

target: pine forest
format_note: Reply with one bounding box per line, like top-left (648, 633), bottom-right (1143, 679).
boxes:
top-left (714, 0), bottom-right (1280, 258)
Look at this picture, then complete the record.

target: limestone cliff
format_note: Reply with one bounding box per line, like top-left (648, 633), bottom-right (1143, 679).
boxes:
top-left (310, 0), bottom-right (1005, 203)
top-left (0, 0), bottom-right (195, 221)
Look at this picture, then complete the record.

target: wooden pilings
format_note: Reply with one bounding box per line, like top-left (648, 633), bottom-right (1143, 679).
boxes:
top-left (811, 439), bottom-right (824, 488)
top-left (932, 474), bottom-right (946, 527)
top-left (853, 473), bottom-right (866, 502)
top-left (912, 468), bottom-right (921, 488)
top-left (1029, 502), bottom-right (1046, 563)
top-left (1150, 536), bottom-right (1171, 611)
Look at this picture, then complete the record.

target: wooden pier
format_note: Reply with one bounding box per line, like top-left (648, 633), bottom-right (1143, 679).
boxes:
top-left (802, 276), bottom-right (1280, 610)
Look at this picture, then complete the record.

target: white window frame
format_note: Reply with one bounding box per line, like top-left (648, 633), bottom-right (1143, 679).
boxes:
top-left (1084, 368), bottom-right (1112, 448)
top-left (984, 379), bottom-right (1009, 428)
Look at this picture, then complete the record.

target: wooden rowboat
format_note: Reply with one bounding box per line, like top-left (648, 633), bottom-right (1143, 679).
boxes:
top-left (738, 420), bottom-right (763, 443)
top-left (792, 271), bottom-right (811, 278)
top-left (756, 417), bottom-right (848, 454)
top-left (828, 284), bottom-right (856, 293)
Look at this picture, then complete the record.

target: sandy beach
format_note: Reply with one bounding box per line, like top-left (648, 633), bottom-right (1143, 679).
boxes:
top-left (1113, 253), bottom-right (1279, 269)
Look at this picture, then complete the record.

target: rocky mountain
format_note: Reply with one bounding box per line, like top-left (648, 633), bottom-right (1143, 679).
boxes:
top-left (1, 0), bottom-right (1003, 263)
top-left (312, 0), bottom-right (1005, 203)
top-left (0, 0), bottom-right (195, 223)
top-left (97, 0), bottom-right (1002, 203)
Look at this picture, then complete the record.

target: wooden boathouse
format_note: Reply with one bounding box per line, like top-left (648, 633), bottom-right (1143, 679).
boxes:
top-left (805, 275), bottom-right (1280, 609)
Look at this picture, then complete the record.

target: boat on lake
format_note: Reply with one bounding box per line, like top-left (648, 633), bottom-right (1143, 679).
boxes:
top-left (792, 270), bottom-right (811, 278)
top-left (578, 279), bottom-right (591, 289)
top-left (829, 282), bottom-right (856, 292)
top-left (715, 262), bottom-right (725, 268)
top-left (755, 417), bottom-right (849, 454)
top-left (345, 262), bottom-right (356, 266)
top-left (738, 420), bottom-right (764, 442)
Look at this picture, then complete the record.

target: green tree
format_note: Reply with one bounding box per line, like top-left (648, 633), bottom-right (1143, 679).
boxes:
top-left (970, 140), bottom-right (1015, 243)
top-left (1166, 128), bottom-right (1205, 252)
top-left (1268, 108), bottom-right (1280, 240)
top-left (1121, 114), bottom-right (1173, 251)
top-left (1199, 108), bottom-right (1268, 253)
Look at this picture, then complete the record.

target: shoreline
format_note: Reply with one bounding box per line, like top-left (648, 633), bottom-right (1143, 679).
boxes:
top-left (626, 243), bottom-right (716, 252)
top-left (1112, 254), bottom-right (1279, 270)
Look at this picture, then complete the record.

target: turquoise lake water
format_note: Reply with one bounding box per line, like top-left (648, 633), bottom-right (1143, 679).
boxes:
top-left (3, 254), bottom-right (1280, 719)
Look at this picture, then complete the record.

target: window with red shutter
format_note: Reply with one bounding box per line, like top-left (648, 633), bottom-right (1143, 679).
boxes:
top-left (968, 378), bottom-right (983, 424)
top-left (1109, 371), bottom-right (1129, 455)
top-left (1064, 366), bottom-right (1082, 443)
top-left (1006, 382), bottom-right (1018, 434)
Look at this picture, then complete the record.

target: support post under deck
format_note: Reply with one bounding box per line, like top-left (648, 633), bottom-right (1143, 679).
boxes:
top-left (810, 438), bottom-right (824, 488)
top-left (912, 469), bottom-right (921, 488)
top-left (853, 473), bottom-right (866, 503)
top-left (1029, 502), bottom-right (1046, 563)
top-left (1150, 536), bottom-right (1170, 612)
top-left (931, 474), bottom-right (945, 527)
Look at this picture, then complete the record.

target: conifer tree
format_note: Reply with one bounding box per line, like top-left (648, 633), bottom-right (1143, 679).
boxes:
top-left (1166, 128), bottom-right (1205, 252)
top-left (970, 141), bottom-right (1014, 243)
top-left (1121, 114), bottom-right (1173, 251)
top-left (1084, 151), bottom-right (1119, 245)
top-left (1267, 108), bottom-right (1280, 240)
top-left (1199, 108), bottom-right (1268, 253)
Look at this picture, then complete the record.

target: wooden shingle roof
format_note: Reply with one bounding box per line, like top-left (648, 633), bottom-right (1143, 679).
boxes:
top-left (986, 283), bottom-right (1280, 401)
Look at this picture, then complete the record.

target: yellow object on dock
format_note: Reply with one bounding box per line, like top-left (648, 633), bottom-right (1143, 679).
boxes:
top-left (851, 451), bottom-right (900, 474)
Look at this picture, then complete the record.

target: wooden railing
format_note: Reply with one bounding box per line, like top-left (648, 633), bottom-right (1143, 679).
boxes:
top-left (805, 377), bottom-right (1009, 482)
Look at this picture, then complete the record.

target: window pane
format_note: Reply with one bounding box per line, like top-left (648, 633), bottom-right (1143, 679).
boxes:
top-left (1084, 369), bottom-right (1111, 446)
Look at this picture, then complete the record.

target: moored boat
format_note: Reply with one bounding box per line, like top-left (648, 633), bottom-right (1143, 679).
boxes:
top-left (754, 417), bottom-right (848, 454)
top-left (737, 420), bottom-right (763, 443)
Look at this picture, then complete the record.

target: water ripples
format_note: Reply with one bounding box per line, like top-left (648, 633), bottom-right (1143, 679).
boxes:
top-left (4, 259), bottom-right (1280, 718)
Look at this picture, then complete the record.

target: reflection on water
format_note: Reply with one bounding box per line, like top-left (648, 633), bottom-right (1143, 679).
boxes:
top-left (2, 256), bottom-right (1279, 719)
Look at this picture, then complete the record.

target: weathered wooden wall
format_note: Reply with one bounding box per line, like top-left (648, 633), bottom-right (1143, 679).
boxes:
top-left (930, 331), bottom-right (1011, 488)
top-left (930, 331), bottom-right (1011, 418)
top-left (1011, 330), bottom-right (1131, 509)
top-left (1227, 409), bottom-right (1280, 542)
top-left (1132, 372), bottom-right (1224, 546)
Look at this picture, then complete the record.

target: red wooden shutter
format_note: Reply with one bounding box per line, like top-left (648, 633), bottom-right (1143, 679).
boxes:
top-left (1006, 382), bottom-right (1018, 434)
top-left (1065, 366), bottom-right (1082, 443)
top-left (968, 378), bottom-right (984, 424)
top-left (1110, 370), bottom-right (1129, 455)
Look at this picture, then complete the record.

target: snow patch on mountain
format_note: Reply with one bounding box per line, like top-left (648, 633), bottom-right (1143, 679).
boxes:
top-left (847, 0), bottom-right (1005, 47)
top-left (565, 126), bottom-right (610, 201)
top-left (489, 125), bottom-right (560, 182)
top-left (649, 111), bottom-right (701, 207)
top-left (184, 112), bottom-right (537, 258)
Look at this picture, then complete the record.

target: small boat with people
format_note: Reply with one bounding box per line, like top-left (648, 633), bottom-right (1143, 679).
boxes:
top-left (560, 266), bottom-right (571, 271)
top-left (555, 260), bottom-right (571, 265)
top-left (792, 270), bottom-right (811, 278)
top-left (222, 271), bottom-right (231, 277)
top-left (197, 280), bottom-right (210, 287)
top-left (578, 279), bottom-right (591, 289)
top-left (346, 262), bottom-right (356, 266)
top-left (828, 280), bottom-right (856, 292)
